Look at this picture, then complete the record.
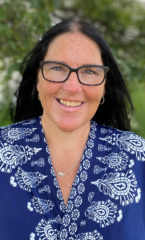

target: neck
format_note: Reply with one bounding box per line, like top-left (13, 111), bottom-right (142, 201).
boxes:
top-left (41, 115), bottom-right (90, 153)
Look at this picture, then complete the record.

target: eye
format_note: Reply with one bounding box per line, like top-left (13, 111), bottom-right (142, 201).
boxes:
top-left (51, 66), bottom-right (64, 71)
top-left (85, 69), bottom-right (96, 75)
top-left (44, 63), bottom-right (67, 72)
top-left (50, 64), bottom-right (67, 72)
top-left (80, 68), bottom-right (98, 75)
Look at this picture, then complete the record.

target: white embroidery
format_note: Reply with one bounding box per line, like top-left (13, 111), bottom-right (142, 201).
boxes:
top-left (96, 152), bottom-right (133, 171)
top-left (27, 202), bottom-right (33, 212)
top-left (88, 192), bottom-right (95, 203)
top-left (117, 209), bottom-right (123, 222)
top-left (100, 132), bottom-right (145, 161)
top-left (22, 119), bottom-right (36, 125)
top-left (1, 127), bottom-right (37, 143)
top-left (135, 188), bottom-right (141, 203)
top-left (10, 167), bottom-right (47, 192)
top-left (75, 230), bottom-right (104, 240)
top-left (62, 214), bottom-right (71, 227)
top-left (80, 171), bottom-right (88, 182)
top-left (66, 200), bottom-right (74, 213)
top-left (59, 228), bottom-right (68, 239)
top-left (92, 170), bottom-right (138, 206)
top-left (93, 164), bottom-right (107, 175)
top-left (98, 144), bottom-right (111, 152)
top-left (74, 196), bottom-right (82, 208)
top-left (0, 119), bottom-right (144, 240)
top-left (87, 139), bottom-right (94, 148)
top-left (60, 202), bottom-right (66, 213)
top-left (38, 185), bottom-right (51, 194)
top-left (57, 189), bottom-right (63, 200)
top-left (28, 196), bottom-right (54, 214)
top-left (0, 142), bottom-right (41, 173)
top-left (25, 134), bottom-right (40, 143)
top-left (10, 176), bottom-right (17, 187)
top-left (83, 159), bottom-right (90, 170)
top-left (80, 220), bottom-right (86, 226)
top-left (69, 222), bottom-right (77, 235)
top-left (73, 175), bottom-right (80, 186)
top-left (53, 178), bottom-right (59, 189)
top-left (85, 200), bottom-right (121, 227)
top-left (69, 187), bottom-right (77, 199)
top-left (91, 122), bottom-right (97, 131)
top-left (30, 232), bottom-right (35, 240)
top-left (85, 149), bottom-right (93, 159)
top-left (71, 209), bottom-right (80, 221)
top-left (77, 183), bottom-right (85, 195)
top-left (31, 218), bottom-right (59, 240)
top-left (31, 158), bottom-right (45, 167)
top-left (89, 130), bottom-right (96, 139)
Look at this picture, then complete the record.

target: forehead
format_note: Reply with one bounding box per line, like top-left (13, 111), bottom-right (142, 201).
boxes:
top-left (44, 32), bottom-right (103, 66)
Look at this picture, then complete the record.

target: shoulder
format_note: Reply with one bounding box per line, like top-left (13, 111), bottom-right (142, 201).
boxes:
top-left (0, 117), bottom-right (40, 143)
top-left (0, 117), bottom-right (39, 130)
top-left (92, 121), bottom-right (145, 162)
top-left (0, 117), bottom-right (42, 173)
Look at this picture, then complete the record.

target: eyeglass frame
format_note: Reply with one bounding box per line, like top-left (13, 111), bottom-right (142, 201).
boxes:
top-left (39, 60), bottom-right (110, 86)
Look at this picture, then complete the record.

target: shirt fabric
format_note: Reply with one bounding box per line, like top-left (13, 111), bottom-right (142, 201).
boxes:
top-left (0, 116), bottom-right (145, 240)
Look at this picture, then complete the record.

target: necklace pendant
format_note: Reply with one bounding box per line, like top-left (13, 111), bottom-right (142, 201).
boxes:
top-left (58, 171), bottom-right (65, 177)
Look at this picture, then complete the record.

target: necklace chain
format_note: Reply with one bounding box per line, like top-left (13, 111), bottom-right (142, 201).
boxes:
top-left (53, 158), bottom-right (81, 178)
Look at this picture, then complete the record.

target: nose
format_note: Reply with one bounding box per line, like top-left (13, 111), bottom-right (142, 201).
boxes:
top-left (62, 71), bottom-right (82, 93)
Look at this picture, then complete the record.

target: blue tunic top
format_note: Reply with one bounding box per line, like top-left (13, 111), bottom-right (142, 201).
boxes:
top-left (0, 117), bottom-right (145, 240)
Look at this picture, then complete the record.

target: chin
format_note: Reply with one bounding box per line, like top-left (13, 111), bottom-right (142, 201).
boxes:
top-left (58, 124), bottom-right (80, 132)
top-left (56, 118), bottom-right (90, 133)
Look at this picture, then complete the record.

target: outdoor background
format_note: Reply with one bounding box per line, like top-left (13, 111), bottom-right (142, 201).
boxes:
top-left (0, 0), bottom-right (145, 137)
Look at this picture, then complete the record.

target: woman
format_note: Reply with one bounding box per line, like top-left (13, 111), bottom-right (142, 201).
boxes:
top-left (0, 19), bottom-right (145, 240)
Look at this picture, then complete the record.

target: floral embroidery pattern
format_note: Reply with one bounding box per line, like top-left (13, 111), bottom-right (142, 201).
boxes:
top-left (93, 164), bottom-right (107, 175)
top-left (1, 127), bottom-right (37, 144)
top-left (0, 141), bottom-right (41, 173)
top-left (96, 152), bottom-right (134, 171)
top-left (74, 230), bottom-right (103, 240)
top-left (0, 118), bottom-right (144, 240)
top-left (25, 134), bottom-right (40, 143)
top-left (100, 132), bottom-right (145, 161)
top-left (27, 196), bottom-right (54, 214)
top-left (10, 167), bottom-right (47, 191)
top-left (91, 170), bottom-right (139, 206)
top-left (85, 200), bottom-right (122, 227)
top-left (31, 158), bottom-right (45, 168)
top-left (30, 216), bottom-right (61, 240)
top-left (38, 185), bottom-right (51, 194)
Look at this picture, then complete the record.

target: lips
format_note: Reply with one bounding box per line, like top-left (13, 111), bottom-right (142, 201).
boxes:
top-left (57, 98), bottom-right (83, 107)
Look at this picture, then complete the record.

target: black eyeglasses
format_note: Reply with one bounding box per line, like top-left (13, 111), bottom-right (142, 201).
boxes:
top-left (40, 61), bottom-right (109, 86)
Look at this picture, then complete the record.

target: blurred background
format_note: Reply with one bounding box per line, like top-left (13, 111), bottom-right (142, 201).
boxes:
top-left (0, 0), bottom-right (145, 137)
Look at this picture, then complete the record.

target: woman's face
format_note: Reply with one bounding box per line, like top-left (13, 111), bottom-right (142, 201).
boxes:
top-left (37, 32), bottom-right (106, 132)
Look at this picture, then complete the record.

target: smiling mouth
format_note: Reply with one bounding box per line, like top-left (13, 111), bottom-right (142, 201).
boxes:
top-left (57, 98), bottom-right (83, 107)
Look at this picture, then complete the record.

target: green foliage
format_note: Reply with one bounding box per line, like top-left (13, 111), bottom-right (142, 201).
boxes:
top-left (130, 82), bottom-right (145, 138)
top-left (0, 0), bottom-right (145, 137)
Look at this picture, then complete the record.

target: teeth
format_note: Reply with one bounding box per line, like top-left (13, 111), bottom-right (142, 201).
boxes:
top-left (59, 99), bottom-right (82, 107)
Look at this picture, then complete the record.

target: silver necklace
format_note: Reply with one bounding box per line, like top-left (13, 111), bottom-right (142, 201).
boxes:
top-left (53, 158), bottom-right (81, 178)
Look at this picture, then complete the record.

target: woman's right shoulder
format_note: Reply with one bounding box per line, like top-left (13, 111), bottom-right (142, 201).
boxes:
top-left (0, 117), bottom-right (39, 143)
top-left (0, 117), bottom-right (41, 174)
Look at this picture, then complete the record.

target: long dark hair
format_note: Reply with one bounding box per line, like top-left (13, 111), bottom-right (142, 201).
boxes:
top-left (13, 18), bottom-right (133, 131)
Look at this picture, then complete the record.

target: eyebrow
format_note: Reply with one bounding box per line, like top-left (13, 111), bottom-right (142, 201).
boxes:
top-left (44, 60), bottom-right (101, 67)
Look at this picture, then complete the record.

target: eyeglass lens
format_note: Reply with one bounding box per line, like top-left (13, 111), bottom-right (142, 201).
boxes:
top-left (42, 62), bottom-right (106, 85)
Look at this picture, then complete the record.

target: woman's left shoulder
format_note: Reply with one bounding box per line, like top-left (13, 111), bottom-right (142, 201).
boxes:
top-left (93, 122), bottom-right (145, 162)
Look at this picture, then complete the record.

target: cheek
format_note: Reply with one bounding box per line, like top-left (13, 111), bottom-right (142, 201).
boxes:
top-left (85, 86), bottom-right (105, 103)
top-left (37, 81), bottom-right (59, 97)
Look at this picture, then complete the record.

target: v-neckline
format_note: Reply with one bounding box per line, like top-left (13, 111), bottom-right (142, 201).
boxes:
top-left (37, 116), bottom-right (96, 210)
